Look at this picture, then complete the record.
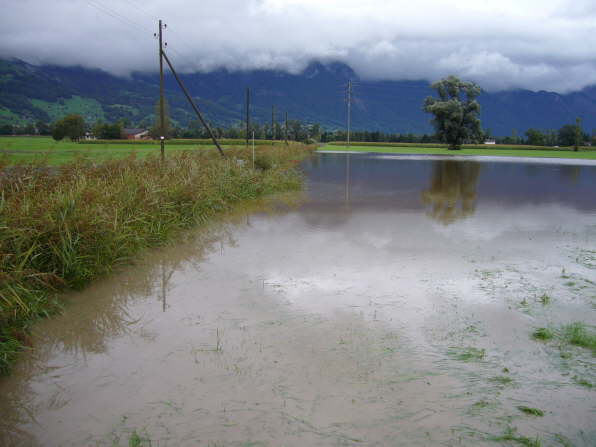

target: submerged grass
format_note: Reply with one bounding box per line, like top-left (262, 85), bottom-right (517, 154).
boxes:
top-left (489, 426), bottom-right (542, 447)
top-left (448, 346), bottom-right (486, 362)
top-left (532, 328), bottom-right (555, 341)
top-left (516, 406), bottom-right (544, 416)
top-left (562, 322), bottom-right (596, 352)
top-left (0, 144), bottom-right (315, 374)
top-left (530, 322), bottom-right (596, 355)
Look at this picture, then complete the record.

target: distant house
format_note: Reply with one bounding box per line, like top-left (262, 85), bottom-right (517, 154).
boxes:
top-left (122, 128), bottom-right (149, 140)
top-left (83, 131), bottom-right (96, 141)
top-left (484, 139), bottom-right (496, 145)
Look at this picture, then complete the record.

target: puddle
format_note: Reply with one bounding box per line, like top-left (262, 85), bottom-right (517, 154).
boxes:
top-left (1, 154), bottom-right (595, 446)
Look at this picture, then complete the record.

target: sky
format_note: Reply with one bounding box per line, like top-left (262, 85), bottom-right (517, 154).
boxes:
top-left (1, 0), bottom-right (596, 93)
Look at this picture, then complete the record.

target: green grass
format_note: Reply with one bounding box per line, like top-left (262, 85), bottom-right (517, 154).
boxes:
top-left (0, 136), bottom-right (248, 165)
top-left (448, 346), bottom-right (486, 361)
top-left (490, 376), bottom-right (513, 385)
top-left (323, 143), bottom-right (596, 160)
top-left (562, 322), bottom-right (596, 353)
top-left (489, 426), bottom-right (542, 447)
top-left (532, 328), bottom-right (555, 341)
top-left (538, 293), bottom-right (551, 305)
top-left (127, 431), bottom-right (150, 447)
top-left (572, 375), bottom-right (593, 388)
top-left (517, 406), bottom-right (544, 416)
top-left (0, 143), bottom-right (315, 375)
top-left (531, 323), bottom-right (595, 354)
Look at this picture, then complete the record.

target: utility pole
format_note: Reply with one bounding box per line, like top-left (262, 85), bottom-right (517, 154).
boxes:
top-left (155, 21), bottom-right (224, 157)
top-left (161, 51), bottom-right (225, 157)
top-left (158, 20), bottom-right (166, 162)
top-left (272, 105), bottom-right (276, 140)
top-left (245, 87), bottom-right (250, 147)
top-left (347, 79), bottom-right (352, 147)
top-left (285, 111), bottom-right (289, 145)
top-left (574, 117), bottom-right (581, 152)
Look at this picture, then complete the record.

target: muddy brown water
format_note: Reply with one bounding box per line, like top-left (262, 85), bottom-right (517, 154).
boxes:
top-left (1, 154), bottom-right (595, 446)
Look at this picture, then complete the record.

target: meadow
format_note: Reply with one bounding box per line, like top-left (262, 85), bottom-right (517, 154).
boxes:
top-left (324, 142), bottom-right (596, 159)
top-left (0, 136), bottom-right (279, 165)
top-left (0, 142), bottom-right (315, 374)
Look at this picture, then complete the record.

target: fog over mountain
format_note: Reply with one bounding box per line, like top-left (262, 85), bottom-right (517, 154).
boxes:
top-left (2, 0), bottom-right (596, 93)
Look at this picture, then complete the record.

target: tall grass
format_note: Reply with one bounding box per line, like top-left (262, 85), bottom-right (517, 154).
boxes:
top-left (0, 143), bottom-right (315, 374)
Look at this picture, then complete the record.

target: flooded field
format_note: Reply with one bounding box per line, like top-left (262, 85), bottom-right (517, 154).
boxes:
top-left (1, 154), bottom-right (595, 446)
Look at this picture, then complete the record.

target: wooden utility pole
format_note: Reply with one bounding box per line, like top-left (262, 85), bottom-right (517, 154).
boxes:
top-left (574, 117), bottom-right (581, 152)
top-left (245, 87), bottom-right (250, 147)
top-left (272, 105), bottom-right (276, 140)
top-left (285, 111), bottom-right (289, 145)
top-left (158, 20), bottom-right (166, 162)
top-left (347, 79), bottom-right (352, 147)
top-left (161, 51), bottom-right (225, 157)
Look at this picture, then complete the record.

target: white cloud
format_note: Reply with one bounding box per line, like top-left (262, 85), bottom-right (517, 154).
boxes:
top-left (1, 0), bottom-right (596, 92)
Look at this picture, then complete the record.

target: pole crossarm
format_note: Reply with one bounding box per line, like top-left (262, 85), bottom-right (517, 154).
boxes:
top-left (161, 50), bottom-right (226, 158)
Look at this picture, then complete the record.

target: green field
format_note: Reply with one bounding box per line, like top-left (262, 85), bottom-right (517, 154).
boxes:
top-left (323, 143), bottom-right (596, 160)
top-left (0, 137), bottom-right (249, 165)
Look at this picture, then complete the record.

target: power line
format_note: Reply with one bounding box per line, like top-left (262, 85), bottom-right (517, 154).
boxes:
top-left (84, 0), bottom-right (153, 34)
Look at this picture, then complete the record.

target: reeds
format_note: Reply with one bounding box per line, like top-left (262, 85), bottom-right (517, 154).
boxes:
top-left (0, 144), bottom-right (314, 374)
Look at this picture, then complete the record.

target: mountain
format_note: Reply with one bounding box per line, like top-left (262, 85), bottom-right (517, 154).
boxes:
top-left (1, 58), bottom-right (596, 136)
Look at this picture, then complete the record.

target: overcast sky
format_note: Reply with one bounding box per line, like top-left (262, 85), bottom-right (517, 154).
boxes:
top-left (2, 0), bottom-right (596, 93)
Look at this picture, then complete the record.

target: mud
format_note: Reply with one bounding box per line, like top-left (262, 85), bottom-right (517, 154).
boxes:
top-left (1, 154), bottom-right (595, 446)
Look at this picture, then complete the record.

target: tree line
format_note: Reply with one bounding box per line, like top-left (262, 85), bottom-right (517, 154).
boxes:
top-left (0, 107), bottom-right (592, 146)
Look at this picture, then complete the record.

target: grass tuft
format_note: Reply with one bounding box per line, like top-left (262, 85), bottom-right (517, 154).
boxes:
top-left (448, 346), bottom-right (486, 362)
top-left (538, 293), bottom-right (551, 305)
top-left (561, 322), bottom-right (596, 353)
top-left (490, 376), bottom-right (513, 385)
top-left (516, 406), bottom-right (544, 416)
top-left (532, 328), bottom-right (554, 341)
top-left (489, 426), bottom-right (541, 447)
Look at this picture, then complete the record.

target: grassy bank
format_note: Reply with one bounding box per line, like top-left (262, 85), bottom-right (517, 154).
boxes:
top-left (0, 137), bottom-right (283, 165)
top-left (0, 143), bottom-right (315, 374)
top-left (323, 143), bottom-right (596, 160)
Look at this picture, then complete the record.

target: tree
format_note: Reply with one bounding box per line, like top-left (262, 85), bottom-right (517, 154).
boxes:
top-left (525, 128), bottom-right (545, 146)
top-left (0, 124), bottom-right (14, 135)
top-left (94, 122), bottom-right (123, 139)
top-left (52, 114), bottom-right (86, 141)
top-left (35, 120), bottom-right (51, 135)
top-left (424, 75), bottom-right (482, 150)
top-left (558, 124), bottom-right (577, 147)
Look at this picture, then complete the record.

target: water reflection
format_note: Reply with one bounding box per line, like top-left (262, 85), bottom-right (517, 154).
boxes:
top-left (422, 161), bottom-right (481, 224)
top-left (1, 155), bottom-right (596, 446)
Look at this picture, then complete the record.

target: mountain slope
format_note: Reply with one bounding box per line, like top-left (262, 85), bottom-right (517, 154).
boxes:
top-left (1, 58), bottom-right (596, 135)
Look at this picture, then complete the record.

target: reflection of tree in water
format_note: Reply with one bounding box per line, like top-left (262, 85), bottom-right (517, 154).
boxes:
top-left (422, 161), bottom-right (481, 225)
top-left (559, 165), bottom-right (582, 184)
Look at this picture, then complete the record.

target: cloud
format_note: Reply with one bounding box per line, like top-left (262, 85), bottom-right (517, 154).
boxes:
top-left (1, 0), bottom-right (596, 92)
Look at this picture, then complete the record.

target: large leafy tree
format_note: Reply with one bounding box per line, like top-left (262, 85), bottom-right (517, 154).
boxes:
top-left (424, 76), bottom-right (482, 150)
top-left (52, 114), bottom-right (86, 141)
top-left (558, 124), bottom-right (577, 147)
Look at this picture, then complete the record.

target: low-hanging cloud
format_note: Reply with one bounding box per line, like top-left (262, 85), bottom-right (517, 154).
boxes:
top-left (1, 0), bottom-right (596, 93)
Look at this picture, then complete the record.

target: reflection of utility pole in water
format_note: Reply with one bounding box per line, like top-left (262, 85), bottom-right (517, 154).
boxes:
top-left (345, 153), bottom-right (351, 208)
top-left (160, 261), bottom-right (174, 312)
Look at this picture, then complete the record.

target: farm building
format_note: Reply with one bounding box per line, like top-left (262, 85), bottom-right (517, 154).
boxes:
top-left (122, 128), bottom-right (149, 140)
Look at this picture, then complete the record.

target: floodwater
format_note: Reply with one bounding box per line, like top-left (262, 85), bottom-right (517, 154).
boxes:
top-left (1, 154), bottom-right (595, 446)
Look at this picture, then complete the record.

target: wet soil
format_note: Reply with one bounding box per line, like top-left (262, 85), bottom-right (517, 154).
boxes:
top-left (1, 154), bottom-right (595, 446)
